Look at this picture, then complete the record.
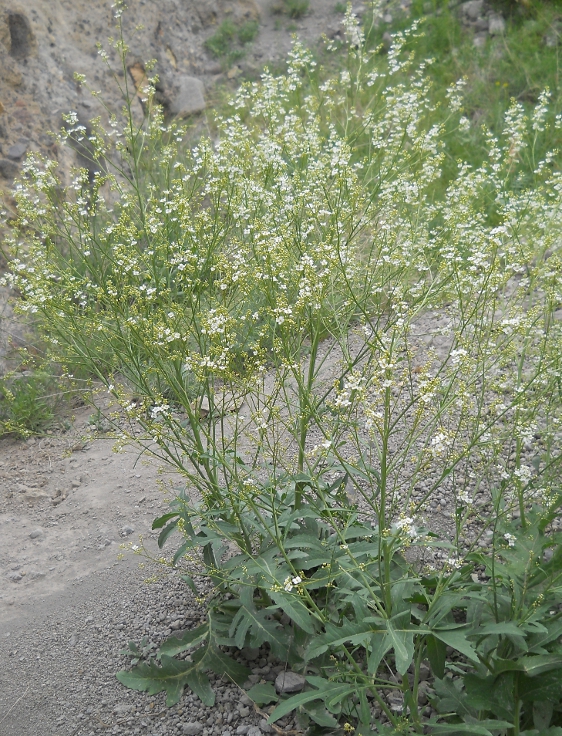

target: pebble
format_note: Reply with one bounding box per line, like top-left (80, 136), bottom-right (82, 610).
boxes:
top-left (121, 525), bottom-right (135, 536)
top-left (183, 722), bottom-right (204, 735)
top-left (274, 671), bottom-right (306, 694)
top-left (7, 571), bottom-right (22, 582)
top-left (29, 528), bottom-right (44, 539)
top-left (488, 14), bottom-right (506, 35)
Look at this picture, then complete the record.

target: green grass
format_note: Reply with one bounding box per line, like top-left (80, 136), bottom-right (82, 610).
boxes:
top-left (204, 19), bottom-right (260, 68)
top-left (271, 0), bottom-right (310, 19)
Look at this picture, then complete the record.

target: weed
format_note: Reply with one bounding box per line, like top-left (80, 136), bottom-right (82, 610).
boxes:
top-left (204, 18), bottom-right (260, 68)
top-left (0, 369), bottom-right (64, 437)
top-left (272, 0), bottom-right (310, 19)
top-left (5, 3), bottom-right (562, 734)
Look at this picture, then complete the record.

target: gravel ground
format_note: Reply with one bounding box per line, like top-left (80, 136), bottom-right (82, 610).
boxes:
top-left (0, 557), bottom-right (296, 736)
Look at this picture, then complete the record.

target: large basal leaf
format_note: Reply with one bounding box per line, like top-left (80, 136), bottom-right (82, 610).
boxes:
top-left (432, 626), bottom-right (479, 664)
top-left (463, 672), bottom-right (515, 722)
top-left (116, 653), bottom-right (215, 707)
top-left (229, 594), bottom-right (287, 657)
top-left (427, 720), bottom-right (512, 735)
top-left (426, 635), bottom-right (446, 679)
top-left (159, 623), bottom-right (209, 657)
top-left (307, 619), bottom-right (375, 660)
top-left (269, 590), bottom-right (318, 635)
top-left (518, 669), bottom-right (562, 703)
top-left (246, 682), bottom-right (278, 706)
top-left (118, 616), bottom-right (249, 706)
top-left (433, 677), bottom-right (473, 718)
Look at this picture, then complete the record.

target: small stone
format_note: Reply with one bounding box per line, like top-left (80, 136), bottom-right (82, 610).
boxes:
top-left (71, 479), bottom-right (81, 488)
top-left (6, 141), bottom-right (27, 160)
top-left (488, 14), bottom-right (506, 35)
top-left (183, 723), bottom-right (204, 735)
top-left (460, 0), bottom-right (484, 21)
top-left (227, 66), bottom-right (243, 79)
top-left (259, 720), bottom-right (273, 734)
top-left (247, 728), bottom-right (262, 736)
top-left (29, 570), bottom-right (46, 580)
top-left (113, 703), bottom-right (134, 715)
top-left (23, 490), bottom-right (49, 504)
top-left (242, 646), bottom-right (260, 661)
top-left (0, 158), bottom-right (19, 179)
top-left (473, 33), bottom-right (487, 48)
top-left (7, 572), bottom-right (22, 583)
top-left (274, 671), bottom-right (306, 694)
top-left (29, 528), bottom-right (44, 539)
top-left (388, 692), bottom-right (404, 713)
top-left (68, 633), bottom-right (79, 646)
top-left (238, 706), bottom-right (250, 718)
top-left (121, 525), bottom-right (135, 536)
top-left (169, 76), bottom-right (206, 117)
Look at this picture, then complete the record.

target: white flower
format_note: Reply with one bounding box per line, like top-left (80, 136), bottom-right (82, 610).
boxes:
top-left (504, 533), bottom-right (516, 548)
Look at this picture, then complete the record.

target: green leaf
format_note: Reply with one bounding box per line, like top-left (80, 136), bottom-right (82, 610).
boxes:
top-left (426, 723), bottom-right (496, 735)
top-left (518, 670), bottom-right (562, 702)
top-left (246, 682), bottom-right (278, 706)
top-left (475, 621), bottom-right (524, 637)
top-left (159, 623), bottom-right (209, 657)
top-left (433, 677), bottom-right (473, 718)
top-left (151, 512), bottom-right (179, 530)
top-left (180, 574), bottom-right (198, 594)
top-left (158, 518), bottom-right (180, 548)
top-left (426, 635), bottom-right (446, 679)
top-left (173, 539), bottom-right (195, 565)
top-left (367, 631), bottom-right (393, 675)
top-left (116, 653), bottom-right (215, 707)
top-left (463, 673), bottom-right (514, 722)
top-left (229, 593), bottom-right (287, 657)
top-left (270, 590), bottom-right (318, 634)
top-left (533, 700), bottom-right (553, 731)
top-left (303, 702), bottom-right (338, 727)
top-left (386, 618), bottom-right (414, 676)
top-left (492, 654), bottom-right (562, 678)
top-left (432, 627), bottom-right (479, 663)
top-left (268, 690), bottom-right (326, 722)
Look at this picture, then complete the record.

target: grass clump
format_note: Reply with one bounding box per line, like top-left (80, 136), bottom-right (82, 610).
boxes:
top-left (5, 3), bottom-right (562, 734)
top-left (0, 367), bottom-right (67, 437)
top-left (272, 0), bottom-right (310, 19)
top-left (204, 18), bottom-right (259, 67)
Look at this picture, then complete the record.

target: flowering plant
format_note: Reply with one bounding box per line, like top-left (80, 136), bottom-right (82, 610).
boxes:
top-left (4, 4), bottom-right (562, 733)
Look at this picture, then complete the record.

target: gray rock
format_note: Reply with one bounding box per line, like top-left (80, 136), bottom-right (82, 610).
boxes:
top-left (236, 728), bottom-right (250, 735)
top-left (7, 571), bottom-right (22, 582)
top-left (473, 33), bottom-right (487, 48)
top-left (247, 728), bottom-right (262, 736)
top-left (6, 141), bottom-right (28, 160)
top-left (29, 570), bottom-right (46, 580)
top-left (488, 14), bottom-right (506, 36)
top-left (242, 646), bottom-right (260, 661)
top-left (183, 723), bottom-right (204, 735)
top-left (238, 706), bottom-right (250, 718)
top-left (29, 527), bottom-right (44, 539)
top-left (120, 525), bottom-right (135, 536)
top-left (113, 703), bottom-right (134, 715)
top-left (461, 0), bottom-right (484, 21)
top-left (169, 76), bottom-right (206, 118)
top-left (274, 671), bottom-right (306, 694)
top-left (0, 158), bottom-right (19, 179)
